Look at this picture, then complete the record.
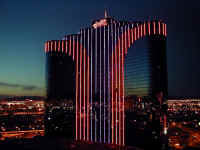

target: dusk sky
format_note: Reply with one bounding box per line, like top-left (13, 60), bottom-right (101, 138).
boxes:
top-left (0, 0), bottom-right (199, 97)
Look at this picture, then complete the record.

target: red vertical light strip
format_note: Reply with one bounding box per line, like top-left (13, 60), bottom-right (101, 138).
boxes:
top-left (50, 41), bottom-right (53, 52)
top-left (137, 25), bottom-right (140, 39)
top-left (128, 27), bottom-right (130, 48)
top-left (84, 31), bottom-right (87, 142)
top-left (111, 51), bottom-right (114, 144)
top-left (158, 21), bottom-right (161, 35)
top-left (115, 44), bottom-right (118, 145)
top-left (47, 42), bottom-right (49, 52)
top-left (47, 42), bottom-right (48, 52)
top-left (134, 28), bottom-right (137, 41)
top-left (111, 25), bottom-right (114, 143)
top-left (80, 31), bottom-right (83, 140)
top-left (69, 37), bottom-right (72, 56)
top-left (141, 25), bottom-right (143, 37)
top-left (114, 24), bottom-right (116, 144)
top-left (80, 44), bottom-right (82, 140)
top-left (83, 34), bottom-right (85, 141)
top-left (49, 41), bottom-right (51, 52)
top-left (144, 22), bottom-right (146, 36)
top-left (164, 23), bottom-right (166, 36)
top-left (90, 29), bottom-right (93, 142)
top-left (48, 41), bottom-right (51, 52)
top-left (153, 21), bottom-right (156, 35)
top-left (148, 22), bottom-right (151, 35)
top-left (62, 41), bottom-right (64, 52)
top-left (118, 32), bottom-right (121, 146)
top-left (125, 26), bottom-right (127, 54)
top-left (165, 24), bottom-right (167, 36)
top-left (44, 42), bottom-right (47, 53)
top-left (127, 27), bottom-right (129, 48)
top-left (48, 42), bottom-right (50, 52)
top-left (87, 29), bottom-right (90, 142)
top-left (50, 41), bottom-right (51, 52)
top-left (87, 55), bottom-right (90, 141)
top-left (83, 49), bottom-right (86, 141)
top-left (76, 38), bottom-right (79, 140)
top-left (121, 28), bottom-right (124, 146)
top-left (100, 27), bottom-right (102, 143)
top-left (162, 23), bottom-right (165, 36)
top-left (54, 41), bottom-right (57, 52)
top-left (114, 29), bottom-right (116, 145)
top-left (103, 26), bottom-right (106, 143)
top-left (122, 37), bottom-right (125, 146)
top-left (116, 26), bottom-right (119, 145)
top-left (73, 37), bottom-right (75, 60)
top-left (121, 26), bottom-right (125, 146)
top-left (121, 28), bottom-right (124, 145)
top-left (65, 41), bottom-right (68, 54)
top-left (107, 25), bottom-right (110, 144)
top-left (46, 42), bottom-right (48, 53)
top-left (121, 37), bottom-right (123, 146)
top-left (44, 42), bottom-right (46, 53)
top-left (126, 27), bottom-right (128, 54)
top-left (58, 41), bottom-right (60, 52)
top-left (116, 27), bottom-right (119, 144)
top-left (122, 28), bottom-right (125, 145)
top-left (131, 29), bottom-right (134, 44)
top-left (129, 27), bottom-right (131, 48)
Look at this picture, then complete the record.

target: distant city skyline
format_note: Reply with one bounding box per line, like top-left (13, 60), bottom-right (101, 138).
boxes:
top-left (0, 0), bottom-right (200, 97)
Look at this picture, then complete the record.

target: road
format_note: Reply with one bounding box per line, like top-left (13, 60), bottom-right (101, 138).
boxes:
top-left (169, 122), bottom-right (200, 149)
top-left (0, 130), bottom-right (44, 140)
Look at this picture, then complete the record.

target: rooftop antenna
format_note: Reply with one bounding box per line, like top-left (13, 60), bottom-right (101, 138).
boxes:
top-left (104, 9), bottom-right (108, 18)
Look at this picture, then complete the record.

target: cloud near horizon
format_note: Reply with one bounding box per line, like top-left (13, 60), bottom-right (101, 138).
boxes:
top-left (0, 82), bottom-right (43, 91)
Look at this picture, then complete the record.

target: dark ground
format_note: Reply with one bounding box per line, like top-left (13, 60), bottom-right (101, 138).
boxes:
top-left (0, 136), bottom-right (142, 150)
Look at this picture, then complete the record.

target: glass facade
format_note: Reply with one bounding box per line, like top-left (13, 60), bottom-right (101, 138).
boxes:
top-left (125, 35), bottom-right (167, 98)
top-left (46, 51), bottom-right (75, 101)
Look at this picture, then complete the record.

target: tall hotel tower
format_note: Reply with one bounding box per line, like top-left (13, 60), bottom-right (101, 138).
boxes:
top-left (45, 11), bottom-right (167, 145)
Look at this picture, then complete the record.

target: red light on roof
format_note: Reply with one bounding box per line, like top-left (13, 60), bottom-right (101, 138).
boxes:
top-left (131, 29), bottom-right (134, 44)
top-left (148, 22), bottom-right (151, 35)
top-left (65, 41), bottom-right (68, 54)
top-left (87, 55), bottom-right (90, 141)
top-left (54, 41), bottom-right (57, 52)
top-left (135, 28), bottom-right (137, 40)
top-left (47, 41), bottom-right (50, 52)
top-left (44, 42), bottom-right (47, 52)
top-left (51, 41), bottom-right (53, 52)
top-left (73, 38), bottom-right (75, 60)
top-left (69, 37), bottom-right (71, 56)
top-left (128, 28), bottom-right (131, 48)
top-left (162, 23), bottom-right (165, 36)
top-left (62, 41), bottom-right (64, 52)
top-left (153, 21), bottom-right (156, 35)
top-left (158, 21), bottom-right (161, 35)
top-left (83, 49), bottom-right (86, 140)
top-left (111, 52), bottom-right (114, 144)
top-left (58, 41), bottom-right (60, 52)
top-left (144, 22), bottom-right (146, 36)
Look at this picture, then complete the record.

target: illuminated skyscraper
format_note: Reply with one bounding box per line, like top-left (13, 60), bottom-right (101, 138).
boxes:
top-left (45, 12), bottom-right (167, 145)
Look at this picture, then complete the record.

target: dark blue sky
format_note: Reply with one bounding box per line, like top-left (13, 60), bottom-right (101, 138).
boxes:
top-left (0, 0), bottom-right (199, 97)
